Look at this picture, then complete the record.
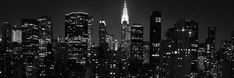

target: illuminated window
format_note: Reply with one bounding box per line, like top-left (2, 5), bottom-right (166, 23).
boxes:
top-left (191, 44), bottom-right (198, 47)
top-left (182, 28), bottom-right (185, 31)
top-left (155, 17), bottom-right (161, 22)
top-left (174, 51), bottom-right (178, 54)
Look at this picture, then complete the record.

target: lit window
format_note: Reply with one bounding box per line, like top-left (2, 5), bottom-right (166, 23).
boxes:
top-left (174, 51), bottom-right (178, 54)
top-left (155, 17), bottom-right (161, 22)
top-left (182, 28), bottom-right (185, 31)
top-left (166, 53), bottom-right (171, 55)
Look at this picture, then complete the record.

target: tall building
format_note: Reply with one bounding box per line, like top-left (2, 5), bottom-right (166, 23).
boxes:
top-left (206, 27), bottom-right (216, 59)
top-left (0, 22), bottom-right (13, 78)
top-left (186, 20), bottom-right (199, 75)
top-left (160, 38), bottom-right (174, 78)
top-left (11, 25), bottom-right (23, 78)
top-left (89, 45), bottom-right (99, 78)
top-left (38, 16), bottom-right (53, 45)
top-left (230, 32), bottom-right (234, 78)
top-left (37, 16), bottom-right (54, 78)
top-left (65, 12), bottom-right (92, 78)
top-left (196, 43), bottom-right (216, 78)
top-left (142, 41), bottom-right (150, 64)
top-left (97, 19), bottom-right (109, 77)
top-left (218, 40), bottom-right (233, 78)
top-left (99, 19), bottom-right (108, 52)
top-left (149, 11), bottom-right (161, 77)
top-left (21, 18), bottom-right (40, 78)
top-left (130, 24), bottom-right (143, 60)
top-left (205, 27), bottom-right (219, 77)
top-left (120, 0), bottom-right (130, 77)
top-left (120, 0), bottom-right (130, 52)
top-left (129, 24), bottom-right (143, 77)
top-left (217, 31), bottom-right (234, 78)
top-left (141, 41), bottom-right (154, 77)
top-left (161, 19), bottom-right (199, 78)
top-left (54, 37), bottom-right (68, 78)
top-left (96, 19), bottom-right (121, 78)
top-left (106, 35), bottom-right (120, 78)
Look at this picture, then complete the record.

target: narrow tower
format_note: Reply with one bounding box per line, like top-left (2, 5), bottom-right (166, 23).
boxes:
top-left (120, 0), bottom-right (131, 77)
top-left (121, 0), bottom-right (129, 24)
top-left (121, 0), bottom-right (130, 51)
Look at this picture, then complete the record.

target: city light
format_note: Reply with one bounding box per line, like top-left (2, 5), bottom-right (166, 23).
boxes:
top-left (0, 0), bottom-right (233, 78)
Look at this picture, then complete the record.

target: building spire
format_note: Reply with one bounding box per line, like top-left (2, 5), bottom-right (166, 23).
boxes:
top-left (121, 0), bottom-right (129, 24)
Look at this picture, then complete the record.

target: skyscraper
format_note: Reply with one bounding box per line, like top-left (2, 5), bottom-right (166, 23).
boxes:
top-left (205, 27), bottom-right (218, 77)
top-left (54, 37), bottom-right (68, 78)
top-left (11, 25), bottom-right (23, 78)
top-left (130, 24), bottom-right (143, 60)
top-left (197, 43), bottom-right (212, 78)
top-left (0, 21), bottom-right (13, 78)
top-left (120, 0), bottom-right (131, 77)
top-left (121, 0), bottom-right (130, 52)
top-left (99, 19), bottom-right (108, 52)
top-left (206, 27), bottom-right (216, 58)
top-left (186, 20), bottom-right (199, 75)
top-left (97, 19), bottom-right (109, 77)
top-left (37, 16), bottom-right (54, 78)
top-left (38, 16), bottom-right (53, 45)
top-left (65, 12), bottom-right (92, 78)
top-left (161, 19), bottom-right (199, 78)
top-left (216, 31), bottom-right (234, 78)
top-left (89, 45), bottom-right (99, 78)
top-left (219, 40), bottom-right (233, 78)
top-left (160, 38), bottom-right (174, 78)
top-left (141, 41), bottom-right (154, 77)
top-left (150, 11), bottom-right (161, 77)
top-left (129, 24), bottom-right (143, 77)
top-left (90, 19), bottom-right (120, 78)
top-left (21, 18), bottom-right (40, 78)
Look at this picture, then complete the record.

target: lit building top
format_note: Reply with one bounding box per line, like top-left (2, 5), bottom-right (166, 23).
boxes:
top-left (99, 19), bottom-right (106, 26)
top-left (121, 0), bottom-right (129, 24)
top-left (65, 12), bottom-right (88, 16)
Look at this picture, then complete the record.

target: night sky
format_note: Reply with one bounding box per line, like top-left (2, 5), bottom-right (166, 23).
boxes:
top-left (0, 0), bottom-right (234, 47)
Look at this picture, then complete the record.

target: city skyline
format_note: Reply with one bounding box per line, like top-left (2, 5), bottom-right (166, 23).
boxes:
top-left (1, 0), bottom-right (234, 78)
top-left (0, 0), bottom-right (234, 45)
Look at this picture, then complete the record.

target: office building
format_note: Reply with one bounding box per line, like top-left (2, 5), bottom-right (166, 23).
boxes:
top-left (65, 12), bottom-right (92, 78)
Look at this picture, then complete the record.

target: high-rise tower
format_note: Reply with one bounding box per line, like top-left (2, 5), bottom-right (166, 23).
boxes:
top-left (121, 0), bottom-right (130, 52)
top-left (129, 24), bottom-right (143, 77)
top-left (149, 11), bottom-right (161, 78)
top-left (37, 16), bottom-right (54, 78)
top-left (121, 0), bottom-right (129, 25)
top-left (161, 19), bottom-right (199, 78)
top-left (120, 0), bottom-right (131, 77)
top-left (0, 22), bottom-right (13, 78)
top-left (21, 18), bottom-right (40, 78)
top-left (65, 12), bottom-right (92, 78)
top-left (130, 24), bottom-right (143, 60)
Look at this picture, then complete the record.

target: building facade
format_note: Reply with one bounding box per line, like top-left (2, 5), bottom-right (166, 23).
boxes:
top-left (160, 19), bottom-right (199, 78)
top-left (150, 11), bottom-right (162, 77)
top-left (21, 19), bottom-right (40, 78)
top-left (37, 16), bottom-right (54, 78)
top-left (129, 24), bottom-right (143, 77)
top-left (65, 12), bottom-right (92, 78)
top-left (0, 22), bottom-right (13, 78)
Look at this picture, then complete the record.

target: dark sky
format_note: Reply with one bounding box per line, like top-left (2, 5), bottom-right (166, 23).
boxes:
top-left (0, 0), bottom-right (234, 46)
